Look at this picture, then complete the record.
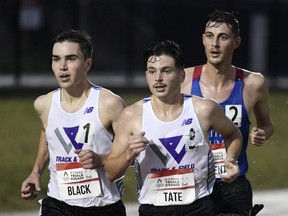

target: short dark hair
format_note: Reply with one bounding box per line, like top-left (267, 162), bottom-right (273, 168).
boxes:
top-left (207, 10), bottom-right (240, 38)
top-left (143, 40), bottom-right (185, 70)
top-left (53, 29), bottom-right (93, 59)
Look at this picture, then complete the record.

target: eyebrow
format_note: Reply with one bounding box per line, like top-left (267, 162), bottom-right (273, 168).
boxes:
top-left (147, 66), bottom-right (174, 70)
top-left (52, 54), bottom-right (78, 58)
top-left (204, 31), bottom-right (230, 36)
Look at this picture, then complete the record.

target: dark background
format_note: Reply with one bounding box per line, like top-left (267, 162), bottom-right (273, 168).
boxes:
top-left (1, 0), bottom-right (287, 90)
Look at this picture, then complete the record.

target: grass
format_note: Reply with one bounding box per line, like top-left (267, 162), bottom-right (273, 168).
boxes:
top-left (0, 90), bottom-right (287, 211)
top-left (247, 91), bottom-right (288, 189)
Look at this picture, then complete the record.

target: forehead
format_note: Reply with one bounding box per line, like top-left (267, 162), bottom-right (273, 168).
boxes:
top-left (147, 55), bottom-right (175, 67)
top-left (205, 22), bottom-right (232, 34)
top-left (52, 41), bottom-right (81, 55)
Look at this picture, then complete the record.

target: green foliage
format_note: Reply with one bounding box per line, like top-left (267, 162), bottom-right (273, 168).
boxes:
top-left (0, 90), bottom-right (286, 211)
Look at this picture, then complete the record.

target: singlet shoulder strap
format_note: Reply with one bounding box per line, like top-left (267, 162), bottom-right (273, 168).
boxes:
top-left (236, 68), bottom-right (244, 80)
top-left (192, 65), bottom-right (204, 80)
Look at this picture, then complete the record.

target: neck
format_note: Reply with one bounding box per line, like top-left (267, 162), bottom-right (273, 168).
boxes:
top-left (203, 63), bottom-right (236, 87)
top-left (61, 82), bottom-right (91, 104)
top-left (151, 94), bottom-right (183, 122)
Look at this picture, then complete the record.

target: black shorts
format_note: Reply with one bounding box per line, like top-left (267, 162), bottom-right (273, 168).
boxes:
top-left (138, 196), bottom-right (215, 216)
top-left (210, 175), bottom-right (253, 216)
top-left (41, 196), bottom-right (126, 216)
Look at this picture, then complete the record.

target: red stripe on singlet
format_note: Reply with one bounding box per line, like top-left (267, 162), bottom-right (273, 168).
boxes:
top-left (192, 65), bottom-right (204, 80)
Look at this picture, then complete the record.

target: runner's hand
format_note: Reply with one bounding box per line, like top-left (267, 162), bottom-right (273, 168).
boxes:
top-left (21, 173), bottom-right (41, 200)
top-left (250, 127), bottom-right (266, 146)
top-left (126, 132), bottom-right (149, 161)
top-left (220, 157), bottom-right (239, 183)
top-left (75, 149), bottom-right (102, 169)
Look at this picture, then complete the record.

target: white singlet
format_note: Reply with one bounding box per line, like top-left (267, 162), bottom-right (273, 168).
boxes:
top-left (135, 94), bottom-right (215, 206)
top-left (45, 84), bottom-right (123, 207)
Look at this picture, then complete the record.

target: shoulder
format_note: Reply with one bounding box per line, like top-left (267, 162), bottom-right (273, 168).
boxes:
top-left (191, 96), bottom-right (224, 132)
top-left (117, 100), bottom-right (143, 133)
top-left (192, 95), bottom-right (218, 107)
top-left (34, 91), bottom-right (54, 116)
top-left (99, 87), bottom-right (126, 111)
top-left (182, 66), bottom-right (196, 94)
top-left (192, 96), bottom-right (220, 115)
top-left (238, 68), bottom-right (269, 99)
top-left (98, 88), bottom-right (126, 129)
top-left (120, 100), bottom-right (143, 119)
top-left (185, 66), bottom-right (195, 75)
top-left (240, 68), bottom-right (267, 89)
top-left (185, 65), bottom-right (204, 77)
top-left (184, 66), bottom-right (195, 81)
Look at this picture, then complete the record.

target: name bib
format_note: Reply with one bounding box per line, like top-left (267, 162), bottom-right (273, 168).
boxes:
top-left (210, 143), bottom-right (227, 178)
top-left (56, 162), bottom-right (102, 200)
top-left (146, 168), bottom-right (195, 206)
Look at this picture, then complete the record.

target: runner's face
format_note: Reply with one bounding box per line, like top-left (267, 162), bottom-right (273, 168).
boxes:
top-left (202, 22), bottom-right (240, 66)
top-left (145, 55), bottom-right (184, 100)
top-left (52, 41), bottom-right (91, 90)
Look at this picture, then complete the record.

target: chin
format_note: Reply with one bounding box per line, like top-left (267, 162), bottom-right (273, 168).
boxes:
top-left (209, 59), bottom-right (223, 66)
top-left (59, 83), bottom-right (72, 89)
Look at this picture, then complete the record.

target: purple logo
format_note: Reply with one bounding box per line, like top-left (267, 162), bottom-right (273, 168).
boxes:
top-left (159, 135), bottom-right (186, 163)
top-left (64, 126), bottom-right (83, 150)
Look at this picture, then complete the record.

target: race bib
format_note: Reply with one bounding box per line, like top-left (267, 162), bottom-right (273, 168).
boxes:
top-left (56, 162), bottom-right (102, 200)
top-left (146, 168), bottom-right (195, 206)
top-left (210, 143), bottom-right (227, 178)
top-left (75, 121), bottom-right (96, 146)
top-left (225, 105), bottom-right (242, 127)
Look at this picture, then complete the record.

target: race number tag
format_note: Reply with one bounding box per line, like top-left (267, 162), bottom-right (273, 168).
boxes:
top-left (75, 121), bottom-right (95, 146)
top-left (225, 105), bottom-right (242, 127)
top-left (210, 143), bottom-right (227, 178)
top-left (56, 162), bottom-right (102, 200)
top-left (146, 168), bottom-right (195, 206)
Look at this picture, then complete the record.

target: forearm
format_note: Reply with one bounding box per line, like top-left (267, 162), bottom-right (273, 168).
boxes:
top-left (31, 145), bottom-right (49, 176)
top-left (225, 129), bottom-right (243, 162)
top-left (105, 151), bottom-right (134, 182)
top-left (94, 153), bottom-right (108, 167)
top-left (31, 129), bottom-right (49, 176)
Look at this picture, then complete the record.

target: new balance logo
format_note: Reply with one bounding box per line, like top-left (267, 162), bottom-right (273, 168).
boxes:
top-left (181, 118), bottom-right (193, 126)
top-left (84, 107), bottom-right (94, 114)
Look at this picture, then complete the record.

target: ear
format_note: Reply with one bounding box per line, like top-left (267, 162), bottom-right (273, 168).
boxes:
top-left (180, 69), bottom-right (186, 83)
top-left (234, 37), bottom-right (241, 49)
top-left (202, 34), bottom-right (206, 46)
top-left (85, 58), bottom-right (93, 72)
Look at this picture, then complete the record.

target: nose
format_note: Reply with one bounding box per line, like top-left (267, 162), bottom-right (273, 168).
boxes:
top-left (155, 72), bottom-right (163, 82)
top-left (212, 38), bottom-right (219, 48)
top-left (60, 60), bottom-right (68, 71)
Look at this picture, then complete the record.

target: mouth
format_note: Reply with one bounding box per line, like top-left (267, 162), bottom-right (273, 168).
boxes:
top-left (153, 84), bottom-right (166, 91)
top-left (59, 73), bottom-right (70, 81)
top-left (210, 50), bottom-right (221, 57)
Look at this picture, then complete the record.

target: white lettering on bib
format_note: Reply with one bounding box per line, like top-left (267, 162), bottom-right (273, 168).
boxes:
top-left (146, 168), bottom-right (195, 206)
top-left (56, 162), bottom-right (102, 200)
